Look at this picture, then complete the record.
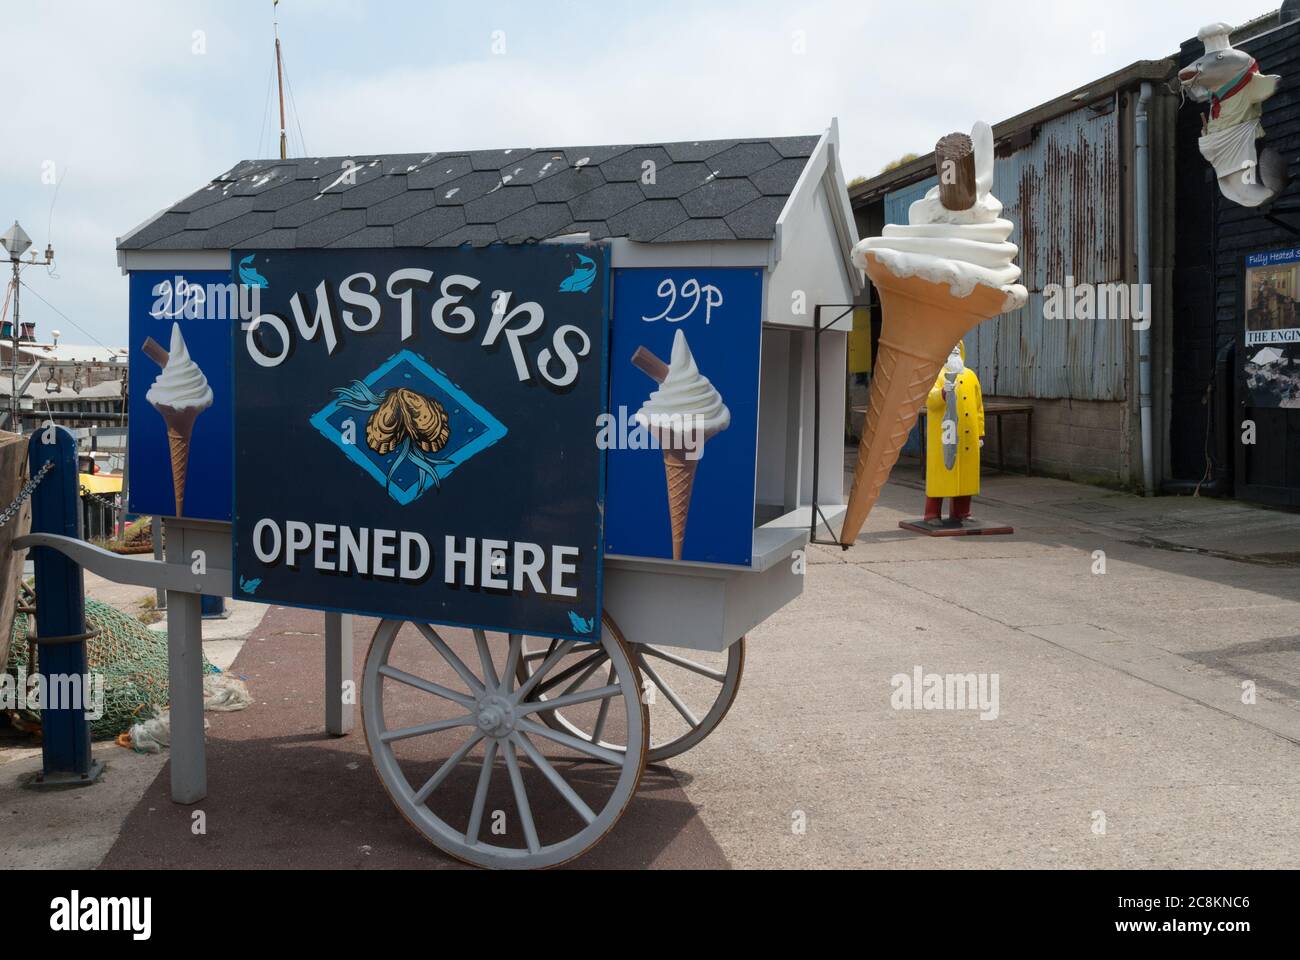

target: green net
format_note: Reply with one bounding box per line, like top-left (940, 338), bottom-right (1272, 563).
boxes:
top-left (5, 597), bottom-right (218, 741)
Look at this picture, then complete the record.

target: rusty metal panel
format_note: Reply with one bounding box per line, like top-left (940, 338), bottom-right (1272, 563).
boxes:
top-left (883, 177), bottom-right (934, 229)
top-left (881, 103), bottom-right (1126, 400)
top-left (998, 101), bottom-right (1125, 400)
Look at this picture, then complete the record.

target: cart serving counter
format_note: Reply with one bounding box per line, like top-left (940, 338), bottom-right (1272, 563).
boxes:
top-left (21, 125), bottom-right (860, 868)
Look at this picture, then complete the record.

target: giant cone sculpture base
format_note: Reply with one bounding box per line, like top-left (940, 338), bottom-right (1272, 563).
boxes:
top-left (841, 254), bottom-right (1013, 546)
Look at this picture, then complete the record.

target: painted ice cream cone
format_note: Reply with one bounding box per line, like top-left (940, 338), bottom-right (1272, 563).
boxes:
top-left (841, 124), bottom-right (1028, 546)
top-left (662, 448), bottom-right (700, 562)
top-left (145, 323), bottom-right (214, 518)
top-left (160, 406), bottom-right (201, 517)
top-left (634, 330), bottom-right (730, 562)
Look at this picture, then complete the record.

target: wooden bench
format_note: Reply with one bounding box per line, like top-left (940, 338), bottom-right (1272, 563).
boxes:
top-left (983, 401), bottom-right (1033, 477)
top-left (851, 400), bottom-right (1034, 481)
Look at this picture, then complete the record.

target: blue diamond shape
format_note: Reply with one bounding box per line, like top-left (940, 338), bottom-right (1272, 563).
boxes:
top-left (310, 350), bottom-right (508, 505)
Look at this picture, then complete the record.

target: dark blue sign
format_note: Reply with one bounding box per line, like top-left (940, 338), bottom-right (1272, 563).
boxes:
top-left (127, 270), bottom-right (235, 522)
top-left (232, 246), bottom-right (609, 641)
top-left (1246, 246), bottom-right (1300, 270)
top-left (604, 268), bottom-right (763, 567)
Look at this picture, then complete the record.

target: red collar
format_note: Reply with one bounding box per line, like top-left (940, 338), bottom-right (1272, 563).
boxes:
top-left (1212, 62), bottom-right (1260, 118)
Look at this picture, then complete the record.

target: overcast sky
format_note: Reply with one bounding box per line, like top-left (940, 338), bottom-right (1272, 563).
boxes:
top-left (0, 0), bottom-right (1279, 345)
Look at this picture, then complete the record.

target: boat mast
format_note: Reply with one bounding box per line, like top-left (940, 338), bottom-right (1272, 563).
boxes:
top-left (274, 0), bottom-right (287, 160)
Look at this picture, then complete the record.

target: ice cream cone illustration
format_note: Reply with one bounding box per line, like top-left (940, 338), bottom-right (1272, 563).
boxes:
top-left (144, 323), bottom-right (214, 518)
top-left (163, 406), bottom-right (201, 516)
top-left (662, 448), bottom-right (700, 561)
top-left (841, 123), bottom-right (1028, 546)
top-left (633, 330), bottom-right (730, 561)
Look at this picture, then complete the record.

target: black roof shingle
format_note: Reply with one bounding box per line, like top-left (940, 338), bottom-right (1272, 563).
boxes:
top-left (120, 135), bottom-right (821, 251)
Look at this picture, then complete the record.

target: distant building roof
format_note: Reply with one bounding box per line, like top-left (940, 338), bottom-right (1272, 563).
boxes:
top-left (14, 342), bottom-right (128, 365)
top-left (848, 60), bottom-right (1175, 208)
top-left (0, 379), bottom-right (124, 401)
top-left (118, 136), bottom-right (824, 251)
top-left (0, 375), bottom-right (124, 400)
top-left (59, 378), bottom-right (126, 401)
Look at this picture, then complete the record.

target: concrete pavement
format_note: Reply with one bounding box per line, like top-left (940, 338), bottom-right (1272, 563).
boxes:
top-left (100, 608), bottom-right (729, 869)
top-left (7, 461), bottom-right (1299, 868)
top-left (673, 464), bottom-right (1300, 868)
top-left (0, 573), bottom-right (247, 870)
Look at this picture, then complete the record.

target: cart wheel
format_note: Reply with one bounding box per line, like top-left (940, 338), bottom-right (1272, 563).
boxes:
top-left (516, 637), bottom-right (745, 764)
top-left (363, 615), bottom-right (648, 870)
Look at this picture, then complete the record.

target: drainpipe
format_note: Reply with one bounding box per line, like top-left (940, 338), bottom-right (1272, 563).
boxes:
top-left (1135, 83), bottom-right (1155, 497)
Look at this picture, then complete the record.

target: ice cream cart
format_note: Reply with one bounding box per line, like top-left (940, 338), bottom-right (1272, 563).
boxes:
top-left (17, 124), bottom-right (860, 869)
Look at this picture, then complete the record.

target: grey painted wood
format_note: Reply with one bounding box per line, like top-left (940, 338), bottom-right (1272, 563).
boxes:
top-left (604, 543), bottom-right (808, 653)
top-left (606, 237), bottom-right (770, 268)
top-left (783, 332), bottom-right (806, 513)
top-left (162, 518), bottom-right (224, 805)
top-left (12, 533), bottom-right (233, 596)
top-left (152, 520), bottom-right (165, 610)
top-left (324, 612), bottom-right (354, 736)
top-left (116, 249), bottom-right (231, 273)
top-left (164, 589), bottom-right (206, 804)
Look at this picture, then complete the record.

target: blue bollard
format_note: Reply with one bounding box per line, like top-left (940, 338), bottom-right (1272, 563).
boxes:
top-left (27, 426), bottom-right (103, 786)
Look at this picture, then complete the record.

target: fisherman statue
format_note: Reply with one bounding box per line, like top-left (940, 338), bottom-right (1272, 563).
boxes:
top-left (922, 341), bottom-right (984, 528)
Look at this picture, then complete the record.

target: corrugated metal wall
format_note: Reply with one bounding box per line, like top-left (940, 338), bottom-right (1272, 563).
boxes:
top-left (883, 178), bottom-right (935, 229)
top-left (883, 104), bottom-right (1126, 400)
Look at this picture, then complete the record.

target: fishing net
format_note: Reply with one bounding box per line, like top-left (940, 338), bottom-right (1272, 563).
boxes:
top-left (5, 593), bottom-right (220, 741)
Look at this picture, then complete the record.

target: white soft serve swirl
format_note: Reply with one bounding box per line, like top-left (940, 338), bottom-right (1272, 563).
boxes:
top-left (147, 322), bottom-right (214, 412)
top-left (852, 122), bottom-right (1029, 310)
top-left (635, 330), bottom-right (731, 440)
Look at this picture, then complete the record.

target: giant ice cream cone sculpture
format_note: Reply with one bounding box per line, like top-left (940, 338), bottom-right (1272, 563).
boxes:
top-left (841, 124), bottom-right (1028, 546)
top-left (633, 331), bottom-right (731, 561)
top-left (145, 323), bottom-right (214, 518)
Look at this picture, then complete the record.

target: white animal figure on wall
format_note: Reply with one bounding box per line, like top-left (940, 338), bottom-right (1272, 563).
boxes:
top-left (1178, 22), bottom-right (1289, 208)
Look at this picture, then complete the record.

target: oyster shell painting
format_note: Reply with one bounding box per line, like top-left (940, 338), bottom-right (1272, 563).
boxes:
top-left (332, 380), bottom-right (454, 494)
top-left (365, 387), bottom-right (451, 456)
top-left (309, 350), bottom-right (509, 508)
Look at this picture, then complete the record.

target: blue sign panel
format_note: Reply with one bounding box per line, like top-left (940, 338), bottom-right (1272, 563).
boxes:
top-left (1244, 245), bottom-right (1300, 409)
top-left (232, 246), bottom-right (609, 642)
top-left (604, 268), bottom-right (763, 567)
top-left (127, 270), bottom-right (235, 522)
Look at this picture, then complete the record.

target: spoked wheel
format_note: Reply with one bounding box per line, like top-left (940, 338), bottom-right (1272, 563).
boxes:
top-left (516, 637), bottom-right (745, 764)
top-left (363, 615), bottom-right (648, 870)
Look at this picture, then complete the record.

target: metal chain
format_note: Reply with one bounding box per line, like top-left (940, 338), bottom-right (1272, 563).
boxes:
top-left (79, 484), bottom-right (121, 511)
top-left (0, 460), bottom-right (54, 529)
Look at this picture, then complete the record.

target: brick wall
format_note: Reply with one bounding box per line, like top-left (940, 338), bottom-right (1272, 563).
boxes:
top-left (985, 397), bottom-right (1132, 486)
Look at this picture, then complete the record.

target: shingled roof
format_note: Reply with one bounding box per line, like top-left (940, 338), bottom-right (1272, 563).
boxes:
top-left (118, 136), bottom-right (823, 251)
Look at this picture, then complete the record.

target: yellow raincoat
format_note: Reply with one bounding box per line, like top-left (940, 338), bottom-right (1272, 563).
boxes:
top-left (925, 351), bottom-right (984, 499)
